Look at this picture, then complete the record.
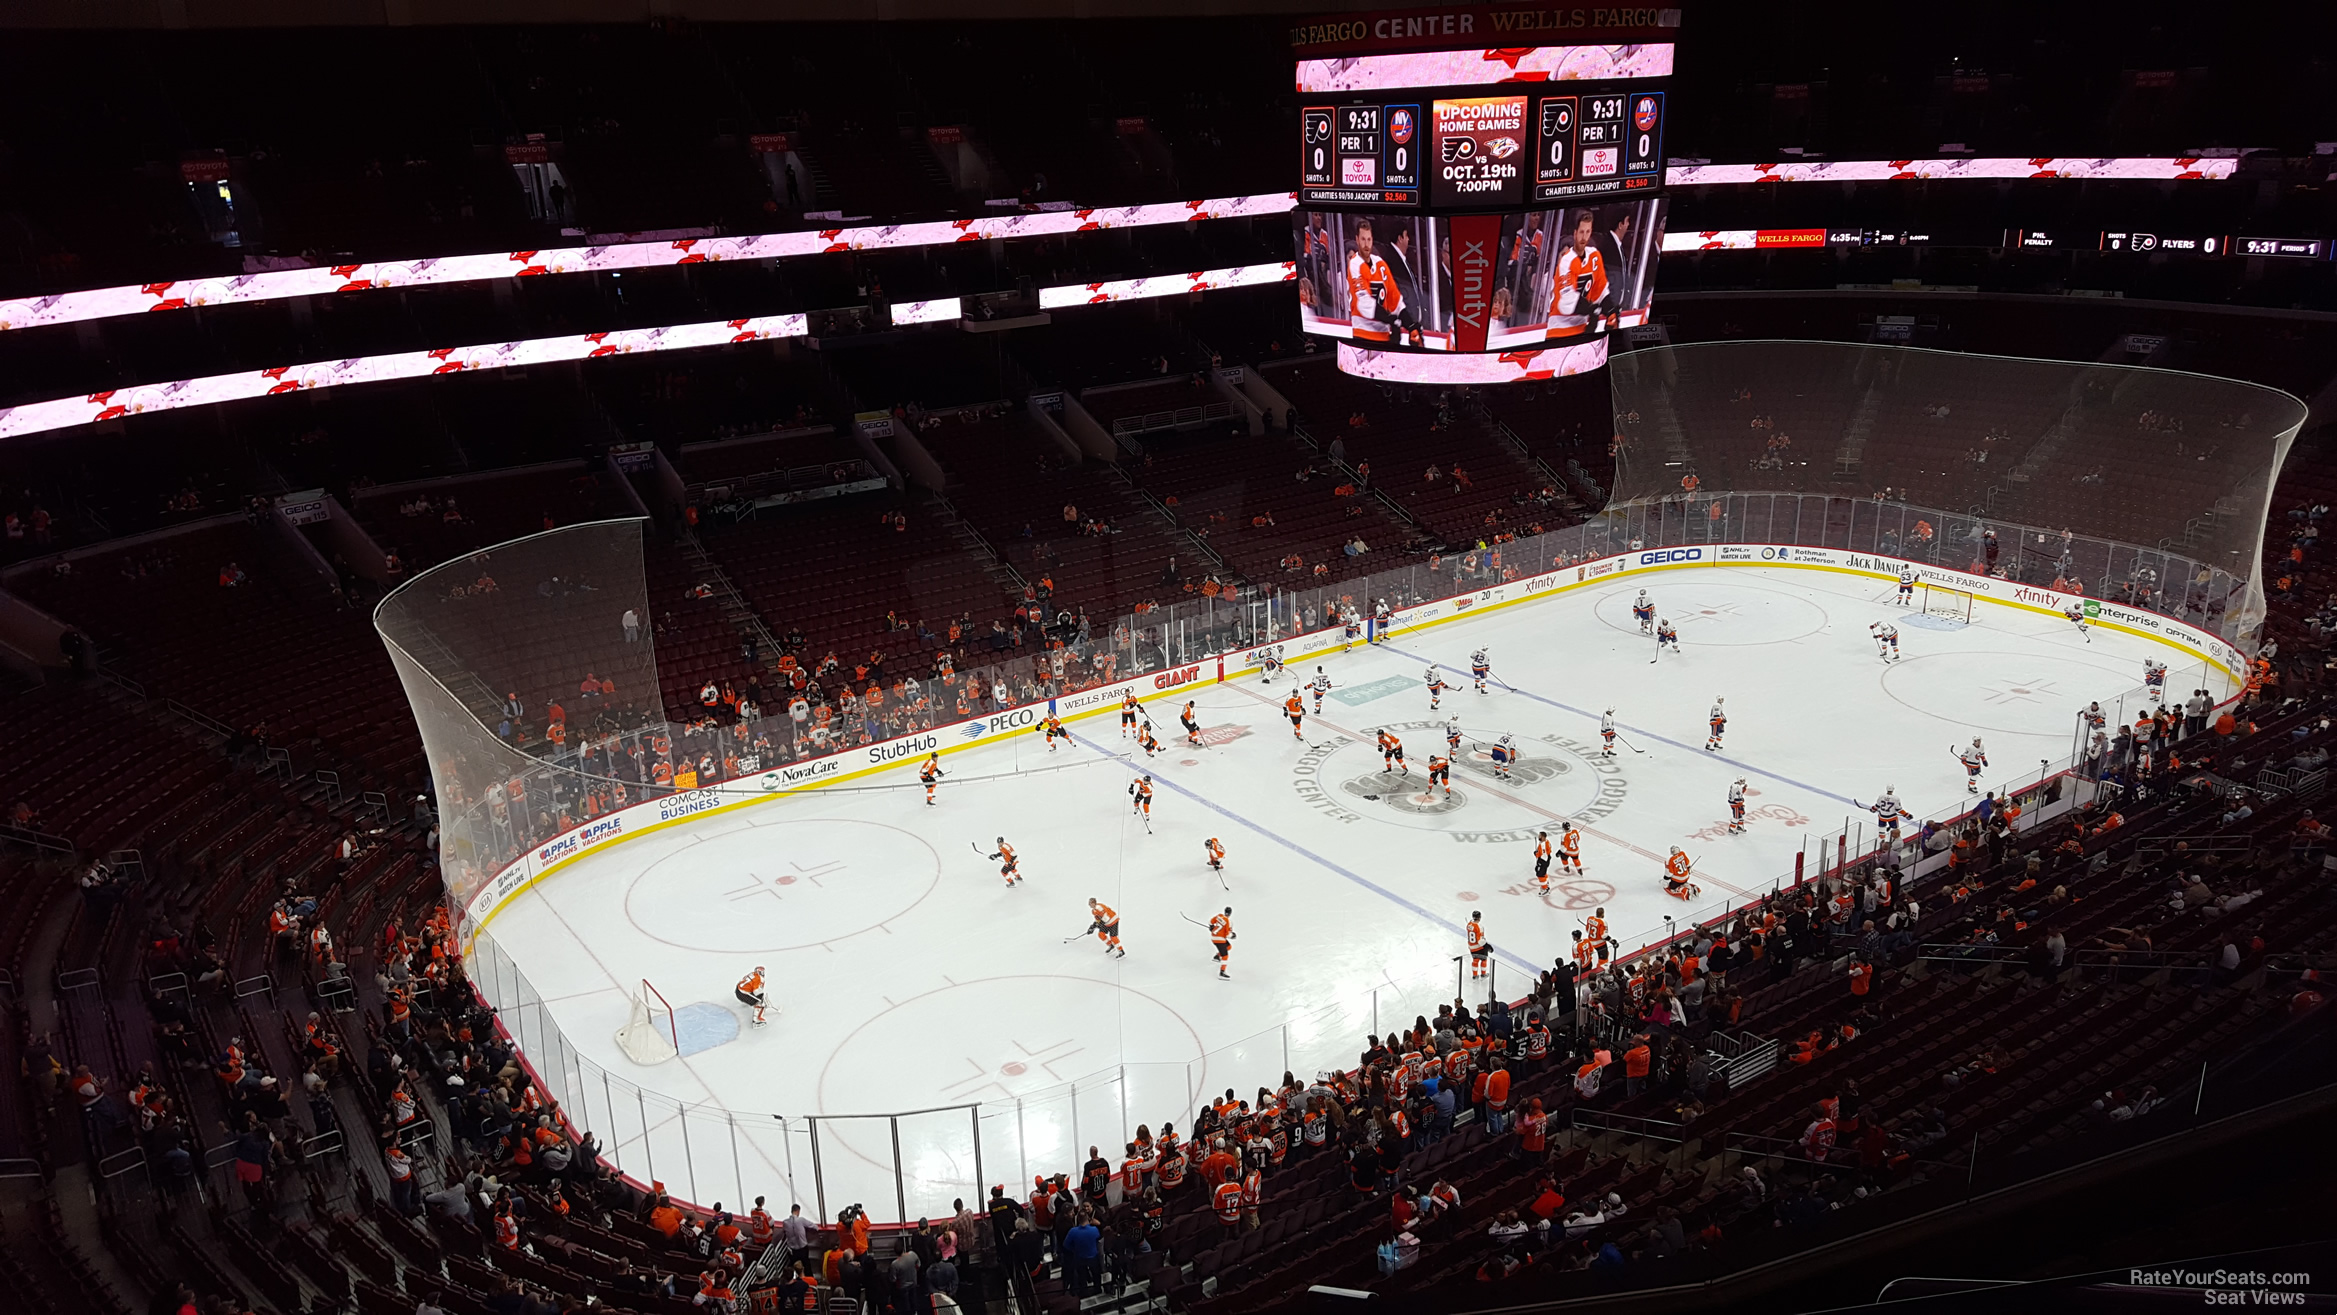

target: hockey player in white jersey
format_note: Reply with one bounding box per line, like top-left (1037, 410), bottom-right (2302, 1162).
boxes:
top-left (1856, 787), bottom-right (1906, 844)
top-left (1954, 737), bottom-right (1988, 793)
top-left (1726, 777), bottom-right (1748, 833)
top-left (1371, 598), bottom-right (1392, 642)
top-left (1310, 667), bottom-right (1334, 715)
top-left (2143, 658), bottom-right (2168, 703)
top-left (1632, 590), bottom-right (1655, 634)
top-left (1897, 565), bottom-right (1917, 605)
top-left (1654, 619), bottom-right (1680, 657)
top-left (1258, 646), bottom-right (1285, 684)
top-left (1444, 718), bottom-right (1463, 758)
top-left (2063, 601), bottom-right (2091, 642)
top-left (1342, 607), bottom-right (1363, 651)
top-left (1424, 666), bottom-right (1449, 710)
top-left (1870, 620), bottom-right (1900, 662)
top-left (1705, 697), bottom-right (1727, 752)
top-left (1489, 733), bottom-right (1519, 780)
top-left (1470, 648), bottom-right (1491, 694)
top-left (1599, 707), bottom-right (1617, 758)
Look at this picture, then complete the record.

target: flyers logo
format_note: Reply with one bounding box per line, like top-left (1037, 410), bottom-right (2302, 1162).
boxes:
top-left (1441, 137), bottom-right (1477, 163)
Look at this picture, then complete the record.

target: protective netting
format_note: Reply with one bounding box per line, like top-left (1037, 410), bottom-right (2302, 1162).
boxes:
top-left (373, 519), bottom-right (664, 921)
top-left (1606, 341), bottom-right (2306, 639)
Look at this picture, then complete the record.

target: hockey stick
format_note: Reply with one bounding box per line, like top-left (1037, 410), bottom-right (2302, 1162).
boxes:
top-left (1612, 733), bottom-right (1646, 755)
top-left (969, 841), bottom-right (991, 860)
top-left (1178, 912), bottom-right (1210, 930)
top-left (1064, 927), bottom-right (1097, 944)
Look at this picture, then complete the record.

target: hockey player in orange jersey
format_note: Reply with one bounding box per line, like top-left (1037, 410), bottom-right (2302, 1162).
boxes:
top-left (1284, 693), bottom-right (1305, 740)
top-left (735, 966), bottom-right (769, 1026)
top-left (1466, 911), bottom-right (1492, 979)
top-left (1547, 210), bottom-right (1609, 341)
top-left (1204, 837), bottom-right (1225, 874)
top-left (1377, 729), bottom-right (1407, 775)
top-left (989, 838), bottom-right (1023, 887)
top-left (1346, 218), bottom-right (1423, 347)
top-left (1087, 898), bottom-right (1125, 958)
top-left (920, 753), bottom-right (943, 805)
top-left (1208, 907), bottom-right (1235, 978)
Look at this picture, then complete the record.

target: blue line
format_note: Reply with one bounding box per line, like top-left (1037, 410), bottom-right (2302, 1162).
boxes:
top-left (1384, 643), bottom-right (1864, 811)
top-left (1069, 732), bottom-right (1540, 975)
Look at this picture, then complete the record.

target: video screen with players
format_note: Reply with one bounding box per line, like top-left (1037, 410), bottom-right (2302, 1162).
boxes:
top-left (1301, 83), bottom-right (1665, 210)
top-left (1293, 196), bottom-right (1665, 353)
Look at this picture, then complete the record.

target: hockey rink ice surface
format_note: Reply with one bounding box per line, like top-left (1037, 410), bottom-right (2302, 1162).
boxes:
top-left (480, 565), bottom-right (2224, 1215)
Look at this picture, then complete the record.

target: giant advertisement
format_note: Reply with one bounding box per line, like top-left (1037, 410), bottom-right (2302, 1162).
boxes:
top-left (1295, 196), bottom-right (1664, 352)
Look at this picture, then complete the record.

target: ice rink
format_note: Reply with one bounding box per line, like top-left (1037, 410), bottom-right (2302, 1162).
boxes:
top-left (476, 564), bottom-right (2227, 1218)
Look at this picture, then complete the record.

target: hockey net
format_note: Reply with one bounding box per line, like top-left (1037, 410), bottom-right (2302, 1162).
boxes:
top-left (613, 979), bottom-right (679, 1065)
top-left (1920, 583), bottom-right (1975, 625)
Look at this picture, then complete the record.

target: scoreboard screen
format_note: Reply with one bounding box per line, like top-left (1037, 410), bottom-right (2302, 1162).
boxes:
top-left (1303, 81), bottom-right (1663, 210)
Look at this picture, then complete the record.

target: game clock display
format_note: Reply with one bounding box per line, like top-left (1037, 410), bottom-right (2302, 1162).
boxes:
top-left (1303, 103), bottom-right (1423, 205)
top-left (1303, 84), bottom-right (1661, 210)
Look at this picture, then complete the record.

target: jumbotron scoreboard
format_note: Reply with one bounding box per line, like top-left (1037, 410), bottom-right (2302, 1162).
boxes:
top-left (1301, 86), bottom-right (1665, 209)
top-left (1289, 4), bottom-right (1680, 382)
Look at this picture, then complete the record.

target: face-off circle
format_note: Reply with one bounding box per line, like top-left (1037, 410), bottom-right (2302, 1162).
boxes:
top-left (816, 975), bottom-right (1206, 1175)
top-left (1310, 722), bottom-right (1614, 837)
top-left (1592, 582), bottom-right (1828, 645)
top-left (623, 819), bottom-right (941, 952)
top-left (1545, 879), bottom-right (1617, 910)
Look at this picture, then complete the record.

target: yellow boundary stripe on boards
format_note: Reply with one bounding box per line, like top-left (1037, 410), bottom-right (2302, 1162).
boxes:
top-left (467, 552), bottom-right (2241, 937)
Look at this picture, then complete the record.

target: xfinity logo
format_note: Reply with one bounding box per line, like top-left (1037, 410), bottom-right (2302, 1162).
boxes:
top-left (1640, 548), bottom-right (1703, 564)
top-left (1154, 663), bottom-right (1202, 689)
